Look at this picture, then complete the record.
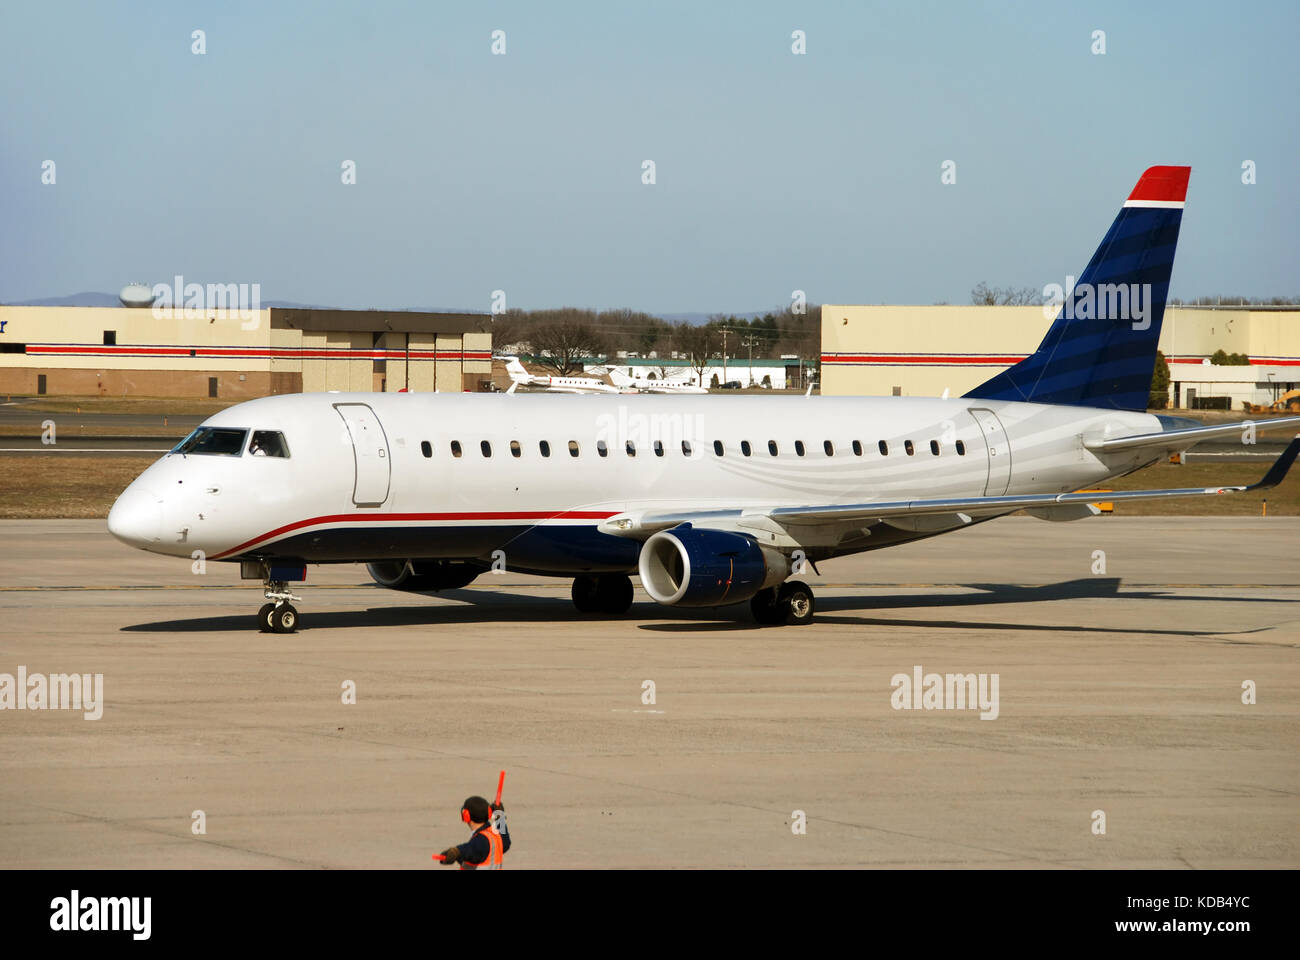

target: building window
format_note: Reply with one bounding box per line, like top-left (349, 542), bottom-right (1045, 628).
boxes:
top-left (878, 440), bottom-right (888, 456)
top-left (713, 440), bottom-right (724, 456)
top-left (956, 440), bottom-right (966, 456)
top-left (930, 440), bottom-right (940, 456)
top-left (539, 440), bottom-right (551, 458)
top-left (568, 440), bottom-right (580, 457)
top-left (852, 440), bottom-right (863, 456)
top-left (481, 440), bottom-right (492, 457)
top-left (103, 330), bottom-right (116, 345)
top-left (740, 440), bottom-right (751, 456)
top-left (597, 440), bottom-right (608, 457)
top-left (768, 440), bottom-right (778, 456)
top-left (420, 441), bottom-right (432, 458)
top-left (451, 441), bottom-right (462, 458)
top-left (794, 441), bottom-right (805, 457)
top-left (904, 440), bottom-right (914, 456)
top-left (824, 440), bottom-right (834, 456)
top-left (208, 377), bottom-right (218, 398)
top-left (510, 441), bottom-right (521, 458)
top-left (37, 373), bottom-right (47, 395)
top-left (653, 440), bottom-right (664, 457)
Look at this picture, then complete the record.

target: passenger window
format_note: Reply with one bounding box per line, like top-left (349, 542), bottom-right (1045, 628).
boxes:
top-left (852, 440), bottom-right (863, 456)
top-left (956, 440), bottom-right (966, 456)
top-left (654, 440), bottom-right (664, 457)
top-left (794, 441), bottom-right (805, 457)
top-left (539, 440), bottom-right (551, 458)
top-left (451, 441), bottom-right (463, 458)
top-left (568, 441), bottom-right (580, 458)
top-left (904, 440), bottom-right (915, 456)
top-left (420, 441), bottom-right (432, 458)
top-left (510, 441), bottom-right (521, 458)
top-left (930, 440), bottom-right (940, 456)
top-left (713, 440), bottom-right (724, 456)
top-left (481, 440), bottom-right (492, 457)
top-left (597, 440), bottom-right (608, 458)
top-left (740, 441), bottom-right (751, 456)
top-left (824, 440), bottom-right (834, 456)
top-left (626, 441), bottom-right (636, 457)
top-left (768, 440), bottom-right (778, 456)
top-left (681, 440), bottom-right (692, 456)
top-left (878, 441), bottom-right (888, 456)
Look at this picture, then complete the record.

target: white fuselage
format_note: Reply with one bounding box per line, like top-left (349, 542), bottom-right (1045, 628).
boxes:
top-left (107, 392), bottom-right (1162, 572)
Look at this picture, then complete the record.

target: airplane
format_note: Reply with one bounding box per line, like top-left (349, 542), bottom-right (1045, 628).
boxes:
top-left (108, 166), bottom-right (1300, 633)
top-left (607, 367), bottom-right (710, 394)
top-left (501, 356), bottom-right (622, 394)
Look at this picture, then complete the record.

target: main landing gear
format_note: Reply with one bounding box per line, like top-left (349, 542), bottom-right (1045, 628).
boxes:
top-left (750, 580), bottom-right (816, 626)
top-left (571, 574), bottom-right (634, 615)
top-left (258, 579), bottom-right (302, 634)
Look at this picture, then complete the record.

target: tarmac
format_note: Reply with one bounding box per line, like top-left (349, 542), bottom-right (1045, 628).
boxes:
top-left (1, 517), bottom-right (1296, 869)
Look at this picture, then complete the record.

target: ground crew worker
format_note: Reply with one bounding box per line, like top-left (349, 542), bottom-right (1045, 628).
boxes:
top-left (438, 795), bottom-right (510, 869)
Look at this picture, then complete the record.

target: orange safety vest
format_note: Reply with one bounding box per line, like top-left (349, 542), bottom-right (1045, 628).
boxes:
top-left (460, 825), bottom-right (504, 870)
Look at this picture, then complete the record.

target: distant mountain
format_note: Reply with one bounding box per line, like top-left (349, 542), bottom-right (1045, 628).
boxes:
top-left (2, 293), bottom-right (767, 322)
top-left (10, 291), bottom-right (122, 307)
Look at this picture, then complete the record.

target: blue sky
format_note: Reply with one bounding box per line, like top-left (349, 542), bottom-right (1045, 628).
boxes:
top-left (2, 0), bottom-right (1296, 313)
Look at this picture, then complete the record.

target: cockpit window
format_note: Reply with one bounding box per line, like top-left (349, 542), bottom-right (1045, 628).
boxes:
top-left (172, 427), bottom-right (249, 457)
top-left (248, 430), bottom-right (290, 458)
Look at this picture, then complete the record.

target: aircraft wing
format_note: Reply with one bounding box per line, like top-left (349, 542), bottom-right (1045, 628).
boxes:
top-left (599, 435), bottom-right (1300, 538)
top-left (1084, 415), bottom-right (1300, 453)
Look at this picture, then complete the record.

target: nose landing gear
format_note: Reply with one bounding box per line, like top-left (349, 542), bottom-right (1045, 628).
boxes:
top-left (258, 580), bottom-right (301, 633)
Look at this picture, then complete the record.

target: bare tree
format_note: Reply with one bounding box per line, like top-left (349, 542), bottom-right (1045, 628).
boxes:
top-left (971, 282), bottom-right (1041, 306)
top-left (529, 309), bottom-right (606, 375)
top-left (674, 322), bottom-right (716, 386)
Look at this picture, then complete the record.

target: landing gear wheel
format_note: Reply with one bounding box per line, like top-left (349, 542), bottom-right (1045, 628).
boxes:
top-left (750, 587), bottom-right (785, 625)
top-left (258, 602), bottom-right (276, 633)
top-left (571, 576), bottom-right (601, 613)
top-left (779, 580), bottom-right (815, 626)
top-left (572, 574), bottom-right (634, 614)
top-left (269, 603), bottom-right (298, 634)
top-left (596, 574), bottom-right (634, 614)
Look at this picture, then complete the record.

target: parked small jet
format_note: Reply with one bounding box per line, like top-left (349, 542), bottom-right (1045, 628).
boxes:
top-left (502, 356), bottom-right (621, 394)
top-left (109, 166), bottom-right (1300, 632)
top-left (607, 368), bottom-right (709, 394)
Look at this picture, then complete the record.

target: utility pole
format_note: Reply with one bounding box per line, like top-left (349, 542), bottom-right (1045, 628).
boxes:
top-left (742, 334), bottom-right (758, 388)
top-left (720, 326), bottom-right (729, 384)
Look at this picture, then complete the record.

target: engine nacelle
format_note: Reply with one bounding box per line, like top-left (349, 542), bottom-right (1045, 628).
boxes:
top-left (637, 528), bottom-right (788, 607)
top-left (366, 559), bottom-right (480, 592)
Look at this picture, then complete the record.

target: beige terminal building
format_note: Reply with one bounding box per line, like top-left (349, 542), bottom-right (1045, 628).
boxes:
top-left (820, 305), bottom-right (1300, 409)
top-left (0, 305), bottom-right (494, 399)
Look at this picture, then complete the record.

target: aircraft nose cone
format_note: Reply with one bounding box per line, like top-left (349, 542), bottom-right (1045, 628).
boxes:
top-left (107, 483), bottom-right (163, 547)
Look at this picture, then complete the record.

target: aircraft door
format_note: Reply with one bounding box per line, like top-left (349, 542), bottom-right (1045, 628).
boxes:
top-left (968, 408), bottom-right (1011, 497)
top-left (334, 403), bottom-right (391, 506)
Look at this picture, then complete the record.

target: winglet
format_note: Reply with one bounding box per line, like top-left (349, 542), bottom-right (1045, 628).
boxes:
top-left (1247, 435), bottom-right (1300, 491)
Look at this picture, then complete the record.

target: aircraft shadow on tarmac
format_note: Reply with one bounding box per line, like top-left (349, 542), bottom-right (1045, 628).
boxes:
top-left (118, 578), bottom-right (1285, 637)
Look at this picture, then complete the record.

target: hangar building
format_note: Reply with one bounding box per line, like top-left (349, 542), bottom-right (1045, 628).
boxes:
top-left (0, 305), bottom-right (494, 399)
top-left (820, 305), bottom-right (1299, 408)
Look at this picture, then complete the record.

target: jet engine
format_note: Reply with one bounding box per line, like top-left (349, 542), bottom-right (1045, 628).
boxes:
top-left (366, 559), bottom-right (480, 592)
top-left (637, 528), bottom-right (789, 607)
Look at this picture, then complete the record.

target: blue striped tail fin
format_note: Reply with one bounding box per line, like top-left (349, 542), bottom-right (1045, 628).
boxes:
top-left (965, 165), bottom-right (1190, 412)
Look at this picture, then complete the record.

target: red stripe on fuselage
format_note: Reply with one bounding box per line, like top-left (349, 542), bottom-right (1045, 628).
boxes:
top-left (210, 510), bottom-right (619, 560)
